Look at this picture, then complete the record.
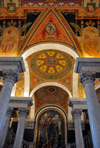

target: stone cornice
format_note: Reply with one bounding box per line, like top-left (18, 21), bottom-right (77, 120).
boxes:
top-left (69, 98), bottom-right (87, 110)
top-left (69, 98), bottom-right (86, 107)
top-left (9, 97), bottom-right (33, 107)
top-left (0, 57), bottom-right (25, 75)
top-left (74, 58), bottom-right (100, 77)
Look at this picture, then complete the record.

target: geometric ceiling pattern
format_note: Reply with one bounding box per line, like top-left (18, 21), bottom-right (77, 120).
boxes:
top-left (29, 49), bottom-right (73, 79)
top-left (35, 85), bottom-right (69, 112)
top-left (35, 85), bottom-right (69, 103)
top-left (22, 9), bottom-right (80, 56)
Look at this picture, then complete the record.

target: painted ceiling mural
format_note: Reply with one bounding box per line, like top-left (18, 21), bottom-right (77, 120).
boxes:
top-left (19, 9), bottom-right (81, 56)
top-left (26, 49), bottom-right (74, 94)
top-left (0, 0), bottom-right (100, 118)
top-left (35, 86), bottom-right (69, 113)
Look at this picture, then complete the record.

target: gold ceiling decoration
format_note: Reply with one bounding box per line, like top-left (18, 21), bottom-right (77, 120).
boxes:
top-left (30, 50), bottom-right (73, 79)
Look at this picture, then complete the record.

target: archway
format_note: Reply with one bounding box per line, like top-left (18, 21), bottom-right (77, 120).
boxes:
top-left (21, 43), bottom-right (79, 98)
top-left (30, 82), bottom-right (72, 119)
top-left (33, 105), bottom-right (67, 148)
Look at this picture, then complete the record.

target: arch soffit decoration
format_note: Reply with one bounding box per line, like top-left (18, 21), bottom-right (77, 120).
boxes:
top-left (20, 9), bottom-right (81, 56)
top-left (30, 82), bottom-right (72, 98)
top-left (35, 105), bottom-right (67, 122)
top-left (30, 81), bottom-right (72, 120)
top-left (22, 43), bottom-right (79, 97)
top-left (95, 85), bottom-right (100, 90)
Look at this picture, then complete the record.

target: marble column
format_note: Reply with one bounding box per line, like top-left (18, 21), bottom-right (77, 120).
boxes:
top-left (0, 107), bottom-right (15, 148)
top-left (13, 108), bottom-right (29, 148)
top-left (71, 108), bottom-right (84, 148)
top-left (0, 70), bottom-right (19, 135)
top-left (79, 71), bottom-right (100, 148)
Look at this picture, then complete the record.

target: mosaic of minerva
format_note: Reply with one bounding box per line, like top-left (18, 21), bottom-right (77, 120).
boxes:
top-left (30, 50), bottom-right (72, 79)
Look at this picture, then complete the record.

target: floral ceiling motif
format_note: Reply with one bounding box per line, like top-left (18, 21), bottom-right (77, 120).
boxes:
top-left (30, 50), bottom-right (73, 79)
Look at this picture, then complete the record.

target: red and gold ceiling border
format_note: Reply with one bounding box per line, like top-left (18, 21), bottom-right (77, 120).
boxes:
top-left (0, 7), bottom-right (100, 19)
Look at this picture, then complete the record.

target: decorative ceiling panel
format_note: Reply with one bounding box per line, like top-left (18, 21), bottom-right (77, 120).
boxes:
top-left (35, 85), bottom-right (68, 103)
top-left (21, 9), bottom-right (80, 55)
top-left (28, 50), bottom-right (73, 80)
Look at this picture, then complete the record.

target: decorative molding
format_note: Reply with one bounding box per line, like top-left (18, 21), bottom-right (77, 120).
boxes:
top-left (19, 108), bottom-right (29, 118)
top-left (69, 98), bottom-right (87, 108)
top-left (7, 3), bottom-right (16, 13)
top-left (0, 57), bottom-right (25, 74)
top-left (71, 108), bottom-right (82, 119)
top-left (79, 71), bottom-right (96, 86)
top-left (3, 69), bottom-right (20, 84)
top-left (75, 58), bottom-right (100, 75)
top-left (9, 97), bottom-right (33, 107)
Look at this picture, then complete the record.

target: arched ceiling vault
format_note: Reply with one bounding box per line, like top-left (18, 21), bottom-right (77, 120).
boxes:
top-left (22, 43), bottom-right (79, 99)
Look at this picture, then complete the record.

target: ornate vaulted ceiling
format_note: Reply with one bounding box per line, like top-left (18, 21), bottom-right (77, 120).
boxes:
top-left (35, 85), bottom-right (69, 113)
top-left (26, 49), bottom-right (75, 94)
top-left (1, 0), bottom-right (100, 119)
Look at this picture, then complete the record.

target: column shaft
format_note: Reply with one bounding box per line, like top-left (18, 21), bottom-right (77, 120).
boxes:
top-left (74, 117), bottom-right (84, 148)
top-left (0, 82), bottom-right (13, 135)
top-left (13, 108), bottom-right (29, 148)
top-left (72, 109), bottom-right (84, 148)
top-left (0, 70), bottom-right (19, 135)
top-left (13, 117), bottom-right (26, 148)
top-left (0, 107), bottom-right (14, 148)
top-left (85, 83), bottom-right (100, 148)
top-left (80, 71), bottom-right (100, 148)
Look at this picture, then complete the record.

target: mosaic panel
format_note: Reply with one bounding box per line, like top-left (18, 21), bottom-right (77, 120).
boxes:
top-left (29, 50), bottom-right (73, 80)
top-left (0, 27), bottom-right (19, 57)
top-left (78, 75), bottom-right (86, 98)
top-left (60, 73), bottom-right (72, 92)
top-left (24, 10), bottom-right (79, 54)
top-left (36, 110), bottom-right (65, 148)
top-left (30, 73), bottom-right (43, 92)
top-left (35, 85), bottom-right (68, 104)
top-left (83, 27), bottom-right (100, 57)
top-left (15, 73), bottom-right (24, 97)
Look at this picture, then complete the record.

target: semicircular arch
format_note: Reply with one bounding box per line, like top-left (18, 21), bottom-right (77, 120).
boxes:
top-left (33, 105), bottom-right (68, 145)
top-left (21, 43), bottom-right (79, 98)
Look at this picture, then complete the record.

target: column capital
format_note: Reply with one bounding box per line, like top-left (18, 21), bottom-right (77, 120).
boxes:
top-left (18, 108), bottom-right (29, 118)
top-left (79, 70), bottom-right (96, 86)
top-left (6, 107), bottom-right (15, 117)
top-left (71, 108), bottom-right (82, 119)
top-left (3, 69), bottom-right (20, 85)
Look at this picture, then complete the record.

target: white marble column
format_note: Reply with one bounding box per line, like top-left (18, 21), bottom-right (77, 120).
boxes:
top-left (0, 70), bottom-right (19, 135)
top-left (13, 108), bottom-right (29, 148)
top-left (0, 107), bottom-right (15, 148)
top-left (71, 108), bottom-right (84, 148)
top-left (79, 71), bottom-right (100, 148)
